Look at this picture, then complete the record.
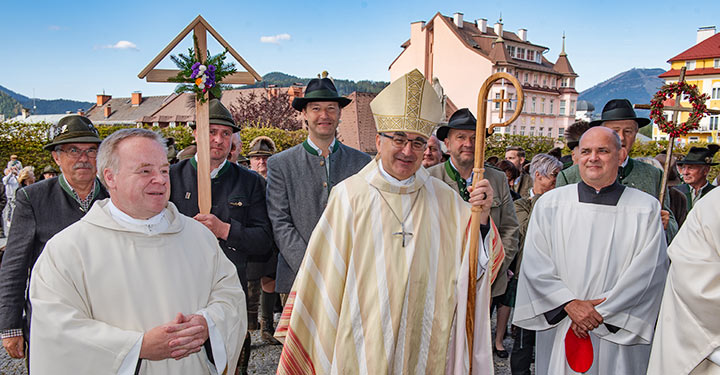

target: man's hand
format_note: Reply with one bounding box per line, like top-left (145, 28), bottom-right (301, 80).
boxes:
top-left (564, 298), bottom-right (605, 338)
top-left (194, 213), bottom-right (231, 240)
top-left (660, 210), bottom-right (669, 230)
top-left (140, 313), bottom-right (209, 361)
top-left (167, 314), bottom-right (209, 360)
top-left (468, 179), bottom-right (493, 224)
top-left (2, 336), bottom-right (24, 358)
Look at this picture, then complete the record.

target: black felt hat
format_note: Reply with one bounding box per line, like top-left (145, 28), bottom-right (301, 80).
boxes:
top-left (589, 99), bottom-right (650, 127)
top-left (436, 108), bottom-right (476, 141)
top-left (190, 99), bottom-right (240, 132)
top-left (292, 78), bottom-right (352, 111)
top-left (677, 144), bottom-right (720, 166)
top-left (44, 115), bottom-right (102, 151)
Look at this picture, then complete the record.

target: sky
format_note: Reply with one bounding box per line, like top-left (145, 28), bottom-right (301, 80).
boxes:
top-left (2, 0), bottom-right (718, 102)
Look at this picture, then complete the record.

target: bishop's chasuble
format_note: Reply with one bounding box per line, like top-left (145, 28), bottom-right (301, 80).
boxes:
top-left (513, 183), bottom-right (668, 375)
top-left (275, 159), bottom-right (504, 374)
top-left (648, 187), bottom-right (720, 374)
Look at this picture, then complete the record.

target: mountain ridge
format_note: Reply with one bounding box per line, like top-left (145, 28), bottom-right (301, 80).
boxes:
top-left (578, 68), bottom-right (666, 118)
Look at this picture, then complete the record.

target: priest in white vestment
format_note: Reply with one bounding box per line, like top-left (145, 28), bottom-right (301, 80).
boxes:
top-left (513, 127), bottom-right (668, 375)
top-left (275, 69), bottom-right (505, 374)
top-left (648, 187), bottom-right (720, 374)
top-left (29, 129), bottom-right (246, 375)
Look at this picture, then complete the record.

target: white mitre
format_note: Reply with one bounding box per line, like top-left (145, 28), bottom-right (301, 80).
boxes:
top-left (370, 69), bottom-right (443, 138)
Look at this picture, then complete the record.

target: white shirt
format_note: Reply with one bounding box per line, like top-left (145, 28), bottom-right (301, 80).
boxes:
top-left (193, 155), bottom-right (227, 179)
top-left (378, 160), bottom-right (415, 186)
top-left (306, 137), bottom-right (336, 176)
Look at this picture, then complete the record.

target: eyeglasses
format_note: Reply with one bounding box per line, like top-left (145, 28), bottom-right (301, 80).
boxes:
top-left (58, 147), bottom-right (98, 159)
top-left (380, 133), bottom-right (427, 151)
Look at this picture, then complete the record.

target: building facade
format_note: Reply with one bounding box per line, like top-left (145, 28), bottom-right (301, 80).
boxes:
top-left (389, 12), bottom-right (579, 139)
top-left (655, 26), bottom-right (720, 144)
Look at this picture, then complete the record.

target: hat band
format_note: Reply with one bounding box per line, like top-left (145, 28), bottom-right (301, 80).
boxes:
top-left (601, 108), bottom-right (640, 121)
top-left (304, 89), bottom-right (342, 99)
top-left (375, 115), bottom-right (436, 138)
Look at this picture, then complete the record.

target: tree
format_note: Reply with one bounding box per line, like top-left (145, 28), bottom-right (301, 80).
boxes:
top-left (229, 89), bottom-right (302, 130)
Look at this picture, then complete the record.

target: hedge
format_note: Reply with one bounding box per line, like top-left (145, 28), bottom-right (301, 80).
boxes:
top-left (0, 121), bottom-right (716, 181)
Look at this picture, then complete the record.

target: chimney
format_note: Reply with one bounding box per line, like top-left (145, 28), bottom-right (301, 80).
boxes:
top-left (97, 94), bottom-right (111, 106)
top-left (518, 28), bottom-right (527, 42)
top-left (21, 107), bottom-right (30, 119)
top-left (494, 21), bottom-right (503, 37)
top-left (104, 105), bottom-right (112, 118)
top-left (477, 18), bottom-right (487, 33)
top-left (697, 26), bottom-right (716, 44)
top-left (131, 91), bottom-right (142, 106)
top-left (453, 12), bottom-right (464, 28)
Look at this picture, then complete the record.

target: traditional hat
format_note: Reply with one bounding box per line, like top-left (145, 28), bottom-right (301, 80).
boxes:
top-left (291, 77), bottom-right (351, 111)
top-left (42, 165), bottom-right (58, 175)
top-left (190, 99), bottom-right (240, 132)
top-left (589, 99), bottom-right (650, 127)
top-left (677, 144), bottom-right (719, 166)
top-left (370, 69), bottom-right (443, 138)
top-left (44, 115), bottom-right (102, 150)
top-left (247, 136), bottom-right (276, 157)
top-left (436, 108), bottom-right (476, 141)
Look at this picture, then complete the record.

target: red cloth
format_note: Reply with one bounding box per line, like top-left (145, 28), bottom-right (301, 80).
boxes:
top-left (565, 328), bottom-right (594, 373)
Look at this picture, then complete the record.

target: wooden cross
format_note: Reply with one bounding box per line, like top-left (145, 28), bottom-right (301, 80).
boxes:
top-left (492, 89), bottom-right (512, 121)
top-left (635, 67), bottom-right (720, 205)
top-left (137, 15), bottom-right (261, 213)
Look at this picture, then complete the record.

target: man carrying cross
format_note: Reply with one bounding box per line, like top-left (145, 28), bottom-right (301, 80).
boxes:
top-left (275, 69), bottom-right (504, 374)
top-left (556, 99), bottom-right (679, 241)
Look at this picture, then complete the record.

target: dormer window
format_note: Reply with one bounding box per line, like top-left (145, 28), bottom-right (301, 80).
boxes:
top-left (527, 50), bottom-right (535, 61)
top-left (686, 60), bottom-right (696, 70)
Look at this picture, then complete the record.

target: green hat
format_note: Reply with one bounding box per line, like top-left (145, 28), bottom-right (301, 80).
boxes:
top-left (190, 99), bottom-right (240, 132)
top-left (292, 78), bottom-right (352, 111)
top-left (42, 165), bottom-right (58, 174)
top-left (677, 144), bottom-right (719, 166)
top-left (44, 115), bottom-right (102, 151)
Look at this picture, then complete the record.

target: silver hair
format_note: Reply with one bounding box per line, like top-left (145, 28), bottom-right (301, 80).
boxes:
top-left (96, 128), bottom-right (167, 187)
top-left (529, 153), bottom-right (562, 181)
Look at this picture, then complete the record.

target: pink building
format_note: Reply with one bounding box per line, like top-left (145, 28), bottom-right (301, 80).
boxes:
top-left (389, 12), bottom-right (579, 139)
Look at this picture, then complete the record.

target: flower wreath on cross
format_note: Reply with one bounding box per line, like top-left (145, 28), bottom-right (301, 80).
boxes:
top-left (167, 36), bottom-right (237, 103)
top-left (650, 81), bottom-right (710, 138)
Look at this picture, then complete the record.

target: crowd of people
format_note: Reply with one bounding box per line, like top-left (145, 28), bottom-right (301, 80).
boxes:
top-left (0, 70), bottom-right (717, 374)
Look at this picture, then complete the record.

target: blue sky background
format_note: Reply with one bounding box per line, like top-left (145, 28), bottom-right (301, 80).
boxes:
top-left (2, 0), bottom-right (718, 101)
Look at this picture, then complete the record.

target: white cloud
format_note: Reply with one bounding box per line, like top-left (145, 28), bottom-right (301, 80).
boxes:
top-left (101, 41), bottom-right (139, 50)
top-left (260, 33), bottom-right (291, 44)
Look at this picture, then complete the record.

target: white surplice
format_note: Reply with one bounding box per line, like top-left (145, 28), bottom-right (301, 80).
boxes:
top-left (513, 184), bottom-right (668, 375)
top-left (29, 199), bottom-right (246, 375)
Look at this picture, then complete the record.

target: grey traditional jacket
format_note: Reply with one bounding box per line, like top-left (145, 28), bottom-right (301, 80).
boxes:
top-left (556, 158), bottom-right (678, 241)
top-left (427, 162), bottom-right (519, 298)
top-left (267, 140), bottom-right (371, 293)
top-left (675, 182), bottom-right (716, 212)
top-left (0, 176), bottom-right (107, 334)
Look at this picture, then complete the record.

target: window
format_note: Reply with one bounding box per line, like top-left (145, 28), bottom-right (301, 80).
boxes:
top-left (552, 78), bottom-right (557, 88)
top-left (539, 127), bottom-right (544, 136)
top-left (533, 74), bottom-right (538, 85)
top-left (550, 99), bottom-right (555, 114)
top-left (715, 59), bottom-right (720, 68)
top-left (712, 87), bottom-right (720, 99)
top-left (530, 126), bottom-right (535, 135)
top-left (520, 126), bottom-right (526, 135)
top-left (558, 127), bottom-right (565, 138)
top-left (536, 53), bottom-right (542, 64)
top-left (689, 136), bottom-right (699, 142)
top-left (524, 73), bottom-right (529, 84)
top-left (507, 93), bottom-right (514, 110)
top-left (686, 60), bottom-right (696, 70)
top-left (543, 76), bottom-right (547, 87)
top-left (560, 78), bottom-right (567, 87)
top-left (517, 48), bottom-right (525, 60)
top-left (711, 116), bottom-right (720, 130)
top-left (495, 93), bottom-right (501, 109)
top-left (560, 100), bottom-right (566, 115)
top-left (527, 50), bottom-right (535, 61)
top-left (531, 97), bottom-right (536, 113)
top-left (541, 98), bottom-right (546, 114)
top-left (507, 45), bottom-right (516, 57)
top-left (570, 100), bottom-right (576, 115)
top-left (569, 78), bottom-right (575, 88)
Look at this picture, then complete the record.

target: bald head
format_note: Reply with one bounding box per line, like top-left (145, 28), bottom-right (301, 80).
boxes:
top-left (578, 127), bottom-right (627, 190)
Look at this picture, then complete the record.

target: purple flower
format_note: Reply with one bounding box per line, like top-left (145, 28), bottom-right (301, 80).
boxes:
top-left (208, 64), bottom-right (216, 72)
top-left (191, 62), bottom-right (200, 70)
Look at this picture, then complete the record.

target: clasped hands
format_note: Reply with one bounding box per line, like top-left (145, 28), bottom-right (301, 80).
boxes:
top-left (140, 313), bottom-right (209, 361)
top-left (565, 298), bottom-right (606, 338)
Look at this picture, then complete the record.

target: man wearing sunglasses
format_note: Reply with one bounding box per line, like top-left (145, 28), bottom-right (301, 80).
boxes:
top-left (0, 115), bottom-right (107, 360)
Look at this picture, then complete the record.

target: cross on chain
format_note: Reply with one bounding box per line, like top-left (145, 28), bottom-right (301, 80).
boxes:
top-left (393, 224), bottom-right (413, 247)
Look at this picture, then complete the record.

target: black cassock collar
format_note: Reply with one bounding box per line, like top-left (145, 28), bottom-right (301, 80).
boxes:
top-left (577, 180), bottom-right (626, 206)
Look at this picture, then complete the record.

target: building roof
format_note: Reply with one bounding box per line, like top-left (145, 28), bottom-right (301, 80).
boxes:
top-left (668, 32), bottom-right (720, 62)
top-left (337, 92), bottom-right (378, 153)
top-left (659, 67), bottom-right (720, 78)
top-left (85, 95), bottom-right (169, 125)
top-left (393, 13), bottom-right (573, 77)
top-left (576, 100), bottom-right (595, 112)
top-left (5, 113), bottom-right (69, 125)
top-left (553, 36), bottom-right (578, 77)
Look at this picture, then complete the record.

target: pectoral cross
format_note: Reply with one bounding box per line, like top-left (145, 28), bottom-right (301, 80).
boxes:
top-left (393, 224), bottom-right (413, 247)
